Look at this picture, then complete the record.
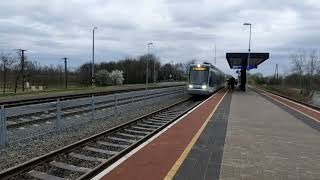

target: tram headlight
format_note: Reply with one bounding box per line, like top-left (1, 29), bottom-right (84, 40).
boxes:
top-left (189, 84), bottom-right (193, 88)
top-left (201, 85), bottom-right (207, 89)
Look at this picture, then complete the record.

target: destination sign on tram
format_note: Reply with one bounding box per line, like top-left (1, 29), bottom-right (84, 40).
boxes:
top-left (192, 67), bottom-right (208, 71)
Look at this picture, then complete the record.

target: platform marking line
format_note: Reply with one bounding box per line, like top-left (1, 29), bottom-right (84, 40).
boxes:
top-left (256, 88), bottom-right (320, 123)
top-left (92, 89), bottom-right (226, 180)
top-left (164, 90), bottom-right (228, 180)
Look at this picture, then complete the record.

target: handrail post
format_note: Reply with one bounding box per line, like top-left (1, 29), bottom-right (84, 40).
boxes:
top-left (131, 94), bottom-right (134, 109)
top-left (114, 93), bottom-right (118, 116)
top-left (91, 95), bottom-right (96, 120)
top-left (0, 105), bottom-right (7, 147)
top-left (56, 99), bottom-right (61, 130)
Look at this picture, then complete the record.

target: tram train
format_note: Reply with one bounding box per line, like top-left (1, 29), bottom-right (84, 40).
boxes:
top-left (187, 63), bottom-right (226, 95)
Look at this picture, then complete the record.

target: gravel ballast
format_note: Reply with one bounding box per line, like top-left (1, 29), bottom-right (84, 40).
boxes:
top-left (0, 91), bottom-right (190, 171)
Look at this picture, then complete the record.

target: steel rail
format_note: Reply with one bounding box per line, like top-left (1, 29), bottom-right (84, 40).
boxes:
top-left (252, 87), bottom-right (320, 111)
top-left (7, 89), bottom-right (184, 129)
top-left (0, 97), bottom-right (199, 179)
top-left (0, 84), bottom-right (186, 108)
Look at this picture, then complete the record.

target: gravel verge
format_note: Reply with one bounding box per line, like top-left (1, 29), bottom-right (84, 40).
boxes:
top-left (0, 92), bottom-right (190, 171)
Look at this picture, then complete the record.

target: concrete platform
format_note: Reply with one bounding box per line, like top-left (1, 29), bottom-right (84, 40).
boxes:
top-left (94, 89), bottom-right (320, 180)
top-left (175, 90), bottom-right (320, 180)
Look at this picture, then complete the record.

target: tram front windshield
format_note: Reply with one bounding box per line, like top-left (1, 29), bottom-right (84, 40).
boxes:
top-left (189, 69), bottom-right (209, 85)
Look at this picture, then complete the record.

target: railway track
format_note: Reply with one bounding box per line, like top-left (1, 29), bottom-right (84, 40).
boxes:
top-left (252, 87), bottom-right (320, 111)
top-left (0, 84), bottom-right (186, 108)
top-left (6, 88), bottom-right (185, 129)
top-left (0, 97), bottom-right (203, 180)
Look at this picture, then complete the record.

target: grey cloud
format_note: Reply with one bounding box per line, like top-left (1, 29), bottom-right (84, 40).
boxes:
top-left (0, 0), bottom-right (319, 76)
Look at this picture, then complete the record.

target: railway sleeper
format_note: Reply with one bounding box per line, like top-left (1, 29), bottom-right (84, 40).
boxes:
top-left (136, 123), bottom-right (160, 129)
top-left (116, 132), bottom-right (144, 139)
top-left (69, 152), bottom-right (107, 163)
top-left (107, 136), bottom-right (137, 144)
top-left (124, 129), bottom-right (150, 135)
top-left (84, 146), bottom-right (119, 155)
top-left (142, 121), bottom-right (166, 126)
top-left (28, 170), bottom-right (65, 180)
top-left (130, 125), bottom-right (155, 131)
top-left (149, 117), bottom-right (170, 121)
top-left (147, 119), bottom-right (168, 123)
top-left (49, 161), bottom-right (92, 173)
top-left (96, 141), bottom-right (128, 149)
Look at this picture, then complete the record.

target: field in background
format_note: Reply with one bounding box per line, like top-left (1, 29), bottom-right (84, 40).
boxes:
top-left (0, 82), bottom-right (187, 101)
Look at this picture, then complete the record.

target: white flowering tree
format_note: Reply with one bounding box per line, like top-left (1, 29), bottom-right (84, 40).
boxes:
top-left (96, 70), bottom-right (112, 86)
top-left (110, 70), bottom-right (124, 85)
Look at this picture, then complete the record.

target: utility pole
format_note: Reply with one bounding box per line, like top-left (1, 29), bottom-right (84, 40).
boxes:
top-left (63, 57), bottom-right (68, 89)
top-left (153, 58), bottom-right (156, 84)
top-left (20, 49), bottom-right (27, 91)
top-left (152, 44), bottom-right (156, 83)
top-left (274, 64), bottom-right (279, 80)
top-left (146, 42), bottom-right (153, 90)
top-left (3, 61), bottom-right (6, 94)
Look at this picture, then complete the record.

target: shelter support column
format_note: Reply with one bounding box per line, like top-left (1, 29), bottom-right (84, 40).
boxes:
top-left (240, 68), bottom-right (246, 91)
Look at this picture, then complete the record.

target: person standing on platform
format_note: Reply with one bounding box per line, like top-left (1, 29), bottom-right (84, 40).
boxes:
top-left (229, 77), bottom-right (236, 91)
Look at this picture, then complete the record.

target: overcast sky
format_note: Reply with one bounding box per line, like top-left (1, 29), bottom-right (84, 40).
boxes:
top-left (0, 0), bottom-right (319, 76)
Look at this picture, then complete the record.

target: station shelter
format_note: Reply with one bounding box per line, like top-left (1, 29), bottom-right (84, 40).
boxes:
top-left (226, 52), bottom-right (269, 91)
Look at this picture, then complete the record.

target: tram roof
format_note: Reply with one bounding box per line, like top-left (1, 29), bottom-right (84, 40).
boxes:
top-left (226, 52), bottom-right (269, 69)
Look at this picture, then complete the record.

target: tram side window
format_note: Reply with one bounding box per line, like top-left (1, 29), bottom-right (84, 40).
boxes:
top-left (209, 72), bottom-right (214, 86)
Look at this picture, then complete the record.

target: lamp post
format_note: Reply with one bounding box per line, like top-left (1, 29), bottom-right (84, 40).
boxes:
top-left (243, 22), bottom-right (251, 91)
top-left (146, 42), bottom-right (153, 90)
top-left (92, 26), bottom-right (98, 88)
top-left (153, 44), bottom-right (156, 84)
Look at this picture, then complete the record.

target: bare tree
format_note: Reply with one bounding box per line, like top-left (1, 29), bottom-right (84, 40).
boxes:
top-left (183, 59), bottom-right (196, 76)
top-left (305, 49), bottom-right (317, 76)
top-left (304, 49), bottom-right (318, 95)
top-left (290, 49), bottom-right (306, 94)
top-left (0, 52), bottom-right (15, 93)
top-left (13, 50), bottom-right (27, 93)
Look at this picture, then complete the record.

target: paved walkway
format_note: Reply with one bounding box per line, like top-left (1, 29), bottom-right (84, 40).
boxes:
top-left (219, 90), bottom-right (319, 180)
top-left (176, 90), bottom-right (320, 180)
top-left (173, 92), bottom-right (232, 180)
